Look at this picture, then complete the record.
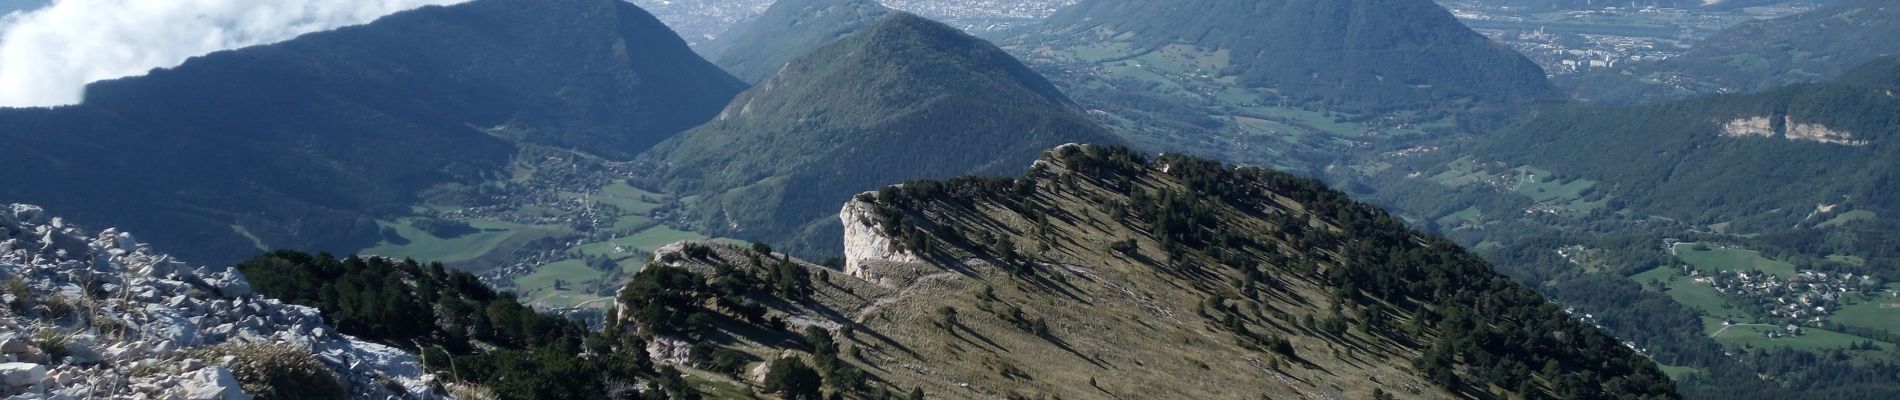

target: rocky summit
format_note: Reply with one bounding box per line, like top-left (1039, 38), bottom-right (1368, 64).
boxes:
top-left (0, 204), bottom-right (436, 399)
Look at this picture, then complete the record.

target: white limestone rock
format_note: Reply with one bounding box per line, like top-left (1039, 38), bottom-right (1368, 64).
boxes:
top-left (183, 367), bottom-right (249, 400)
top-left (0, 362), bottom-right (47, 389)
top-left (0, 203), bottom-right (445, 399)
top-left (839, 192), bottom-right (920, 287)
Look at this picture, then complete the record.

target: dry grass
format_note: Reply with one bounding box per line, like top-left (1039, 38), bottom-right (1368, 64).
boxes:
top-left (641, 154), bottom-right (1466, 399)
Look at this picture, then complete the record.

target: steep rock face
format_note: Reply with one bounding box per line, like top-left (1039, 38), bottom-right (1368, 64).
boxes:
top-left (0, 204), bottom-right (435, 399)
top-left (839, 192), bottom-right (920, 286)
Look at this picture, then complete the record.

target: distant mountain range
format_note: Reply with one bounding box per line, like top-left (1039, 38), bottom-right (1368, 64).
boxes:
top-left (1566, 0), bottom-right (1899, 103)
top-left (704, 0), bottom-right (894, 83)
top-left (1489, 56), bottom-right (1900, 231)
top-left (0, 0), bottom-right (744, 263)
top-left (636, 12), bottom-right (1120, 257)
top-left (1032, 0), bottom-right (1557, 111)
top-left (1451, 0), bottom-right (1826, 11)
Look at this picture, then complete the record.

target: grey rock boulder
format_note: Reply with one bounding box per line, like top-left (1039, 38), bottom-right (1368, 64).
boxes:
top-left (0, 362), bottom-right (47, 389)
top-left (183, 367), bottom-right (250, 400)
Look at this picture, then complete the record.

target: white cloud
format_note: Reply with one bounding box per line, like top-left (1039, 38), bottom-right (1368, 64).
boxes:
top-left (0, 0), bottom-right (470, 108)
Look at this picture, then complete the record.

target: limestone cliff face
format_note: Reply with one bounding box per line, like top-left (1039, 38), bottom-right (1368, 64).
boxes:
top-left (1720, 116), bottom-right (1777, 138)
top-left (1786, 119), bottom-right (1869, 146)
top-left (1720, 115), bottom-right (1869, 146)
top-left (839, 192), bottom-right (919, 287)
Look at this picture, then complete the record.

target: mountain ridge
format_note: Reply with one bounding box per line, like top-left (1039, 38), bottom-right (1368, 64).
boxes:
top-left (607, 144), bottom-right (1678, 399)
top-left (704, 0), bottom-right (893, 83)
top-left (636, 12), bottom-right (1121, 257)
top-left (1566, 0), bottom-right (1900, 103)
top-left (1033, 0), bottom-right (1557, 110)
top-left (1483, 55), bottom-right (1900, 232)
top-left (0, 0), bottom-right (745, 264)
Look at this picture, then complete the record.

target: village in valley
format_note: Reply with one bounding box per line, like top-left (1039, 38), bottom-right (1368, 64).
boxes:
top-left (1633, 240), bottom-right (1896, 345)
top-left (1439, 1), bottom-right (1816, 76)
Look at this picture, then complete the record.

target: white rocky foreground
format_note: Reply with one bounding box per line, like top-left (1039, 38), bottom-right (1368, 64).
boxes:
top-left (0, 204), bottom-right (442, 399)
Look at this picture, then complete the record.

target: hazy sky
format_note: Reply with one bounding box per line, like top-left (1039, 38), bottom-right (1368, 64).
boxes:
top-left (0, 0), bottom-right (468, 108)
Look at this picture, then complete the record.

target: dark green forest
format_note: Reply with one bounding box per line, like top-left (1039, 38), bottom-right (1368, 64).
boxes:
top-left (637, 12), bottom-right (1121, 258)
top-left (1036, 0), bottom-right (1557, 113)
top-left (1483, 57), bottom-right (1900, 232)
top-left (704, 0), bottom-right (892, 83)
top-left (0, 0), bottom-right (743, 264)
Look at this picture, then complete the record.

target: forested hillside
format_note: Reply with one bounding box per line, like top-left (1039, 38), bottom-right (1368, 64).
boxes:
top-left (1485, 56), bottom-right (1900, 231)
top-left (636, 13), bottom-right (1120, 258)
top-left (0, 0), bottom-right (745, 263)
top-left (1567, 0), bottom-right (1900, 103)
top-left (239, 251), bottom-right (675, 399)
top-left (1035, 0), bottom-right (1556, 112)
top-left (1322, 55), bottom-right (1900, 400)
top-left (704, 0), bottom-right (892, 83)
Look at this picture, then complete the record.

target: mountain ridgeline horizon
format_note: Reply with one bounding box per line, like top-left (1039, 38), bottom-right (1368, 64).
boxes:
top-left (1566, 0), bottom-right (1900, 103)
top-left (704, 0), bottom-right (893, 83)
top-left (1033, 0), bottom-right (1558, 111)
top-left (636, 12), bottom-right (1122, 257)
top-left (1484, 55), bottom-right (1900, 232)
top-left (30, 0), bottom-right (1894, 398)
top-left (0, 0), bottom-right (744, 264)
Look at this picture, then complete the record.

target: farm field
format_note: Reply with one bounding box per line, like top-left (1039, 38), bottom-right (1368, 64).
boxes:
top-left (1673, 243), bottom-right (1798, 277)
top-left (1632, 267), bottom-right (1748, 320)
top-left (364, 219), bottom-right (564, 267)
top-left (1833, 295), bottom-right (1900, 335)
top-left (364, 176), bottom-right (739, 310)
top-left (1709, 322), bottom-right (1890, 353)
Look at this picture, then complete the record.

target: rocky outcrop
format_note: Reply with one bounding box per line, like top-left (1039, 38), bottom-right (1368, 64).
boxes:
top-left (0, 204), bottom-right (442, 399)
top-left (0, 363), bottom-right (46, 391)
top-left (840, 192), bottom-right (920, 287)
top-left (1719, 116), bottom-right (1777, 138)
top-left (1786, 119), bottom-right (1870, 146)
top-left (1720, 116), bottom-right (1869, 146)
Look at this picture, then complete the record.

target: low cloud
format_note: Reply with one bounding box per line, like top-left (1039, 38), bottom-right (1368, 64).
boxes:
top-left (0, 0), bottom-right (469, 108)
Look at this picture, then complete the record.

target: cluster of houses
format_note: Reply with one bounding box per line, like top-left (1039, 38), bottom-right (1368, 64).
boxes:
top-left (1688, 266), bottom-right (1884, 328)
top-left (412, 158), bottom-right (660, 298)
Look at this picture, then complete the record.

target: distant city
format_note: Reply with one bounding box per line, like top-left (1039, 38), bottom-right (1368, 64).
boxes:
top-left (1441, 1), bottom-right (1816, 75)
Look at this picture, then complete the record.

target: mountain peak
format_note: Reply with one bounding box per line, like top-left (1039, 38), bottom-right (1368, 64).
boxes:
top-left (704, 0), bottom-right (891, 82)
top-left (640, 12), bottom-right (1118, 256)
top-left (752, 11), bottom-right (1079, 113)
top-left (0, 0), bottom-right (744, 263)
top-left (1033, 0), bottom-right (1555, 108)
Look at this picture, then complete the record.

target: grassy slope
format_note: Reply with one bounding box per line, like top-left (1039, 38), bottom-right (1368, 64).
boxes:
top-left (627, 146), bottom-right (1674, 399)
top-left (1673, 243), bottom-right (1798, 277)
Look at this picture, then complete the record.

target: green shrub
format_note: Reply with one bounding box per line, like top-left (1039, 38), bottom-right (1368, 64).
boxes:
top-left (763, 357), bottom-right (823, 400)
top-left (203, 344), bottom-right (346, 400)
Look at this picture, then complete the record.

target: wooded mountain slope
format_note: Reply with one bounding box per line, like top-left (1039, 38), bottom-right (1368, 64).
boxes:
top-left (1033, 0), bottom-right (1557, 111)
top-left (636, 12), bottom-right (1120, 258)
top-left (0, 0), bottom-right (745, 263)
